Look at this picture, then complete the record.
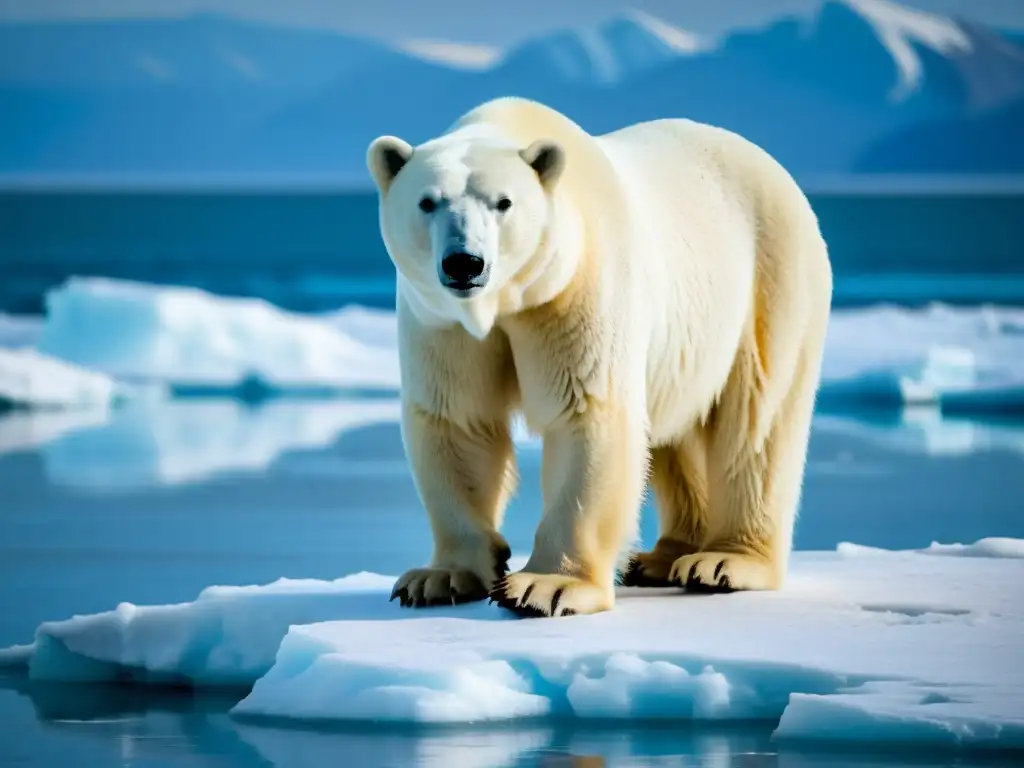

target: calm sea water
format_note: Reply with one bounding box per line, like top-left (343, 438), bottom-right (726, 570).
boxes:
top-left (1, 399), bottom-right (1023, 767)
top-left (1, 189), bottom-right (1024, 313)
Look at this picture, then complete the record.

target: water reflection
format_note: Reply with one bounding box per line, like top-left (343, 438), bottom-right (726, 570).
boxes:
top-left (4, 673), bottom-right (1020, 768)
top-left (0, 398), bottom-right (543, 491)
top-left (0, 407), bottom-right (111, 455)
top-left (0, 674), bottom-right (777, 768)
top-left (38, 399), bottom-right (402, 490)
top-left (814, 407), bottom-right (1024, 458)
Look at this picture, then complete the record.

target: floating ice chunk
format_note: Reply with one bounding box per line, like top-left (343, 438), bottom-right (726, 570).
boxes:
top-left (228, 542), bottom-right (1024, 750)
top-left (37, 277), bottom-right (400, 392)
top-left (0, 313), bottom-right (44, 349)
top-left (25, 279), bottom-right (1024, 415)
top-left (821, 304), bottom-right (1024, 413)
top-left (5, 541), bottom-right (1023, 750)
top-left (0, 643), bottom-right (34, 666)
top-left (325, 305), bottom-right (398, 351)
top-left (836, 537), bottom-right (1024, 559)
top-left (0, 347), bottom-right (121, 410)
top-left (921, 537), bottom-right (1024, 558)
top-left (9, 572), bottom-right (402, 685)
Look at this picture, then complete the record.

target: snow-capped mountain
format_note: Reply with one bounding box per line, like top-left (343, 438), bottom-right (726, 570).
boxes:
top-left (495, 10), bottom-right (708, 86)
top-left (0, 0), bottom-right (1021, 180)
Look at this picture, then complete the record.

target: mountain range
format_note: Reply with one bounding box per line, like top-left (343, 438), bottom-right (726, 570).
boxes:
top-left (1, 0), bottom-right (1022, 183)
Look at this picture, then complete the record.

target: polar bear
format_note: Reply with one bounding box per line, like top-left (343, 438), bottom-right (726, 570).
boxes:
top-left (367, 97), bottom-right (832, 618)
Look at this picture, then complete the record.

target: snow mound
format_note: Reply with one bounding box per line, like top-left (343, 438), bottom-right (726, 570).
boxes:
top-left (4, 541), bottom-right (1022, 750)
top-left (36, 278), bottom-right (400, 393)
top-left (0, 347), bottom-right (121, 410)
top-left (821, 304), bottom-right (1024, 415)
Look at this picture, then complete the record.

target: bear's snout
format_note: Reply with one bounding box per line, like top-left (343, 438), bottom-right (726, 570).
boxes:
top-left (440, 250), bottom-right (488, 294)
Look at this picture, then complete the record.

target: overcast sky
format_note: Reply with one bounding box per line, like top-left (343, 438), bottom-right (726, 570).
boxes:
top-left (1, 0), bottom-right (1022, 44)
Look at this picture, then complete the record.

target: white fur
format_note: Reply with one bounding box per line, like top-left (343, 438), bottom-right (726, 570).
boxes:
top-left (368, 98), bottom-right (833, 617)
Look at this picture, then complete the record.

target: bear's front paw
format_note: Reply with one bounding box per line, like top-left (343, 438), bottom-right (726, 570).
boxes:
top-left (390, 568), bottom-right (493, 607)
top-left (620, 540), bottom-right (699, 588)
top-left (391, 538), bottom-right (511, 608)
top-left (668, 552), bottom-right (779, 594)
top-left (619, 554), bottom-right (676, 588)
top-left (490, 573), bottom-right (613, 618)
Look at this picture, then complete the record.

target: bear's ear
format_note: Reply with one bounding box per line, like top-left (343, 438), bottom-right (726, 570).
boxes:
top-left (520, 140), bottom-right (565, 190)
top-left (366, 135), bottom-right (414, 193)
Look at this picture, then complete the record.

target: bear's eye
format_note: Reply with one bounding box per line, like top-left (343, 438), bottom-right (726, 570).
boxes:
top-left (418, 197), bottom-right (437, 213)
top-left (496, 197), bottom-right (513, 213)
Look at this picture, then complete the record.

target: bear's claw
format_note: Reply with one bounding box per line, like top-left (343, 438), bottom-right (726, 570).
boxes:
top-left (390, 568), bottom-right (491, 608)
top-left (681, 559), bottom-right (735, 594)
top-left (618, 557), bottom-right (677, 588)
top-left (492, 541), bottom-right (512, 583)
top-left (489, 580), bottom-right (568, 618)
top-left (668, 551), bottom-right (778, 593)
top-left (489, 572), bottom-right (610, 617)
top-left (390, 581), bottom-right (487, 607)
top-left (390, 537), bottom-right (512, 609)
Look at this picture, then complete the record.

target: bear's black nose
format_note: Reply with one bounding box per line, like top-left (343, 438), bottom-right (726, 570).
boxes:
top-left (441, 252), bottom-right (486, 285)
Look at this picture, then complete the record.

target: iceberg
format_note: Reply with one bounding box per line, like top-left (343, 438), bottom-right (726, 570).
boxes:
top-left (820, 304), bottom-right (1024, 414)
top-left (3, 540), bottom-right (1022, 750)
top-left (0, 313), bottom-right (44, 349)
top-left (14, 279), bottom-right (1024, 416)
top-left (36, 278), bottom-right (400, 394)
top-left (0, 347), bottom-right (121, 411)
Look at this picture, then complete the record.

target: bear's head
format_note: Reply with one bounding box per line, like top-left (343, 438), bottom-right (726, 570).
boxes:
top-left (366, 129), bottom-right (565, 338)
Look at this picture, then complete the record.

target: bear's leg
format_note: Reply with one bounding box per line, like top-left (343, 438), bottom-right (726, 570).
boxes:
top-left (669, 341), bottom-right (821, 594)
top-left (491, 405), bottom-right (648, 617)
top-left (620, 434), bottom-right (708, 587)
top-left (391, 405), bottom-right (517, 608)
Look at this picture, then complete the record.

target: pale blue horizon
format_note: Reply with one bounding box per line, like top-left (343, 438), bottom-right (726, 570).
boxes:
top-left (0, 0), bottom-right (1022, 47)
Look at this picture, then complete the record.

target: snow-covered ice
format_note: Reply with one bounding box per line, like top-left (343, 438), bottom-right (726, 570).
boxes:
top-left (3, 540), bottom-right (1021, 750)
top-left (36, 278), bottom-right (400, 393)
top-left (0, 347), bottom-right (122, 410)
